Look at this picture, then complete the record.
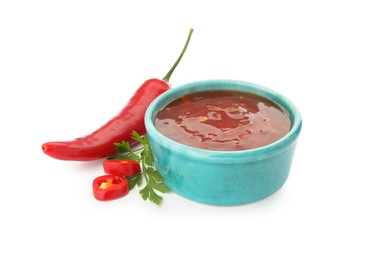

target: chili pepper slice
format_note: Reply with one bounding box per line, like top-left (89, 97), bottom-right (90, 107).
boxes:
top-left (103, 160), bottom-right (141, 176)
top-left (41, 29), bottom-right (194, 161)
top-left (92, 175), bottom-right (129, 201)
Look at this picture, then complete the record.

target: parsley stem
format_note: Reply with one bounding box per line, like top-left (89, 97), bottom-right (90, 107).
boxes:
top-left (131, 147), bottom-right (144, 153)
top-left (141, 144), bottom-right (149, 184)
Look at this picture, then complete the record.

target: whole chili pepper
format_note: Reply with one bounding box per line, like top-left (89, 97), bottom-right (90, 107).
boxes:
top-left (92, 175), bottom-right (129, 201)
top-left (42, 29), bottom-right (193, 161)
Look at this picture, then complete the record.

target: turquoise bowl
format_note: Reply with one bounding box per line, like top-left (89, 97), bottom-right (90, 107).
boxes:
top-left (144, 80), bottom-right (302, 206)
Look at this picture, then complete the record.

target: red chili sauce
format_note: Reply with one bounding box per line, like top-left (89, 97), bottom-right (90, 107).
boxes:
top-left (154, 90), bottom-right (291, 151)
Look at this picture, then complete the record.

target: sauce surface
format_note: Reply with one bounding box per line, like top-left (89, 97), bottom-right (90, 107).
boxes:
top-left (154, 90), bottom-right (291, 151)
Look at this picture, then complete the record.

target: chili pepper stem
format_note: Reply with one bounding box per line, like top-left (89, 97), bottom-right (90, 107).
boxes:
top-left (162, 28), bottom-right (194, 82)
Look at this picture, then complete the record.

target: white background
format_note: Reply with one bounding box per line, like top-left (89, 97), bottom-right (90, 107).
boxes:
top-left (1, 0), bottom-right (367, 259)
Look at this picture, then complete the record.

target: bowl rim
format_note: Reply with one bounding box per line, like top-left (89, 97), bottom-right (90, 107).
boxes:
top-left (144, 79), bottom-right (302, 161)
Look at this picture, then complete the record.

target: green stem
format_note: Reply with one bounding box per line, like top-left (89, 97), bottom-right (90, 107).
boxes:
top-left (162, 28), bottom-right (194, 82)
top-left (131, 147), bottom-right (144, 153)
top-left (141, 144), bottom-right (149, 184)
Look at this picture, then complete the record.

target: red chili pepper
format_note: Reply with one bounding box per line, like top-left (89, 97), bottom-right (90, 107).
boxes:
top-left (42, 29), bottom-right (193, 161)
top-left (103, 160), bottom-right (141, 176)
top-left (92, 175), bottom-right (129, 201)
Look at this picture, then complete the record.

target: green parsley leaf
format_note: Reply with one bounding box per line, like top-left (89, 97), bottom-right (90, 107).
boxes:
top-left (147, 167), bottom-right (164, 182)
top-left (108, 140), bottom-right (140, 161)
top-left (151, 182), bottom-right (171, 193)
top-left (139, 186), bottom-right (163, 205)
top-left (131, 130), bottom-right (145, 144)
top-left (139, 186), bottom-right (150, 201)
top-left (126, 174), bottom-right (143, 190)
top-left (148, 189), bottom-right (163, 205)
top-left (114, 141), bottom-right (131, 154)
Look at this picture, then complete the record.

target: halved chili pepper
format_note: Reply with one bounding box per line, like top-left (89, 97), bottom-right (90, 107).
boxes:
top-left (42, 29), bottom-right (193, 161)
top-left (103, 159), bottom-right (141, 176)
top-left (92, 175), bottom-right (129, 201)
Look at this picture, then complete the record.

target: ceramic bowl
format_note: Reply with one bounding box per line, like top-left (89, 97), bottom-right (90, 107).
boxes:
top-left (144, 80), bottom-right (302, 206)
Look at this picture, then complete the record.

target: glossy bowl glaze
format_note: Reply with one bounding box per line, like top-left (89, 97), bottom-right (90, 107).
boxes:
top-left (145, 80), bottom-right (302, 206)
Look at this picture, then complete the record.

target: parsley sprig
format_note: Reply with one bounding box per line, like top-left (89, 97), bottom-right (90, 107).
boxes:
top-left (108, 131), bottom-right (170, 205)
